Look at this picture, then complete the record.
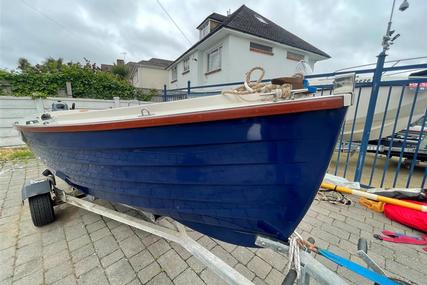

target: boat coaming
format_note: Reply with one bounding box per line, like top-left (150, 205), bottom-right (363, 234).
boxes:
top-left (16, 94), bottom-right (350, 247)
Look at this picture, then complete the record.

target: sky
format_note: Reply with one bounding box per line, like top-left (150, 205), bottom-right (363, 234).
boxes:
top-left (0, 0), bottom-right (426, 73)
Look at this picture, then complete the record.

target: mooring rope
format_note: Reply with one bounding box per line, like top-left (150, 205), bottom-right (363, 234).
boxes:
top-left (284, 231), bottom-right (303, 279)
top-left (315, 189), bottom-right (352, 206)
top-left (221, 67), bottom-right (292, 100)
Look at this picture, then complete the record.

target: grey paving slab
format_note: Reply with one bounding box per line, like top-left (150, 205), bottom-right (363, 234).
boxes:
top-left (157, 250), bottom-right (187, 279)
top-left (74, 254), bottom-right (100, 277)
top-left (137, 261), bottom-right (161, 284)
top-left (118, 234), bottom-right (145, 258)
top-left (101, 249), bottom-right (125, 269)
top-left (174, 268), bottom-right (205, 285)
top-left (129, 249), bottom-right (155, 273)
top-left (247, 256), bottom-right (272, 279)
top-left (77, 266), bottom-right (109, 285)
top-left (146, 272), bottom-right (172, 285)
top-left (1, 159), bottom-right (426, 285)
top-left (105, 258), bottom-right (136, 285)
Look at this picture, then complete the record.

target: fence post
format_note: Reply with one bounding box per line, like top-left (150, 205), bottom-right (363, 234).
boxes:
top-left (187, 81), bottom-right (191, 98)
top-left (113, 97), bottom-right (120, 108)
top-left (163, 84), bottom-right (167, 102)
top-left (66, 81), bottom-right (73, 97)
top-left (354, 51), bottom-right (386, 182)
top-left (35, 98), bottom-right (44, 113)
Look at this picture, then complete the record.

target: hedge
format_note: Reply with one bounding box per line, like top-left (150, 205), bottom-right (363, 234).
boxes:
top-left (0, 59), bottom-right (153, 101)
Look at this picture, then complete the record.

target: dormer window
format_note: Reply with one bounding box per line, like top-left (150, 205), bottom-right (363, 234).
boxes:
top-left (199, 21), bottom-right (210, 39)
top-left (198, 19), bottom-right (222, 39)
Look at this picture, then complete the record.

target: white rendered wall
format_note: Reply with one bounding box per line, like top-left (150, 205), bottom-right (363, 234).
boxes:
top-left (168, 35), bottom-right (232, 89)
top-left (226, 34), bottom-right (312, 82)
top-left (132, 67), bottom-right (169, 89)
top-left (168, 52), bottom-right (200, 89)
top-left (168, 32), bottom-right (322, 88)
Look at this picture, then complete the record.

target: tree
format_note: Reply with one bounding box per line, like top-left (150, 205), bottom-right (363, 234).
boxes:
top-left (111, 64), bottom-right (129, 80)
top-left (42, 57), bottom-right (64, 72)
top-left (17, 58), bottom-right (31, 72)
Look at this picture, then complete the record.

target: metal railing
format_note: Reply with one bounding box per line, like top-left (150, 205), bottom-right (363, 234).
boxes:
top-left (160, 63), bottom-right (427, 189)
top-left (313, 75), bottom-right (427, 189)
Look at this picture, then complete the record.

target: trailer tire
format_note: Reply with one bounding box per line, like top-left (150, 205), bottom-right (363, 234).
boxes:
top-left (357, 238), bottom-right (368, 253)
top-left (29, 193), bottom-right (55, 227)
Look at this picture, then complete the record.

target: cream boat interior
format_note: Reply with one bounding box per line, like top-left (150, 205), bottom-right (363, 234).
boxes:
top-left (26, 92), bottom-right (352, 127)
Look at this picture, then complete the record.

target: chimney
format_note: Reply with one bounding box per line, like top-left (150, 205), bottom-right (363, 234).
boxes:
top-left (116, 59), bottom-right (124, 66)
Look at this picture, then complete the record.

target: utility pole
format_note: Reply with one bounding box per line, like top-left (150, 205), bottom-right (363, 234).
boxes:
top-left (354, 0), bottom-right (409, 182)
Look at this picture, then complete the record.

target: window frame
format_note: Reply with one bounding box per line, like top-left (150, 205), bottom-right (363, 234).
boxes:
top-left (171, 66), bottom-right (177, 82)
top-left (199, 21), bottom-right (210, 39)
top-left (206, 46), bottom-right (222, 73)
top-left (250, 42), bottom-right (273, 55)
top-left (183, 57), bottom-right (190, 74)
top-left (287, 51), bottom-right (305, 62)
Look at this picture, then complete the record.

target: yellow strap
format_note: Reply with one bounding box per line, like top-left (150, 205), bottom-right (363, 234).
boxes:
top-left (321, 182), bottom-right (427, 212)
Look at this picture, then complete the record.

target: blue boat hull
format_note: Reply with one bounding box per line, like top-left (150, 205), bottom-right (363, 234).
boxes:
top-left (21, 108), bottom-right (347, 246)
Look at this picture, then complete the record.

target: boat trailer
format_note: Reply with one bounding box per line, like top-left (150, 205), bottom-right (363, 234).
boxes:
top-left (22, 174), bottom-right (396, 285)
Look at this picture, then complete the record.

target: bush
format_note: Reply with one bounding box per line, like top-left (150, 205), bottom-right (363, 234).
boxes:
top-left (111, 64), bottom-right (129, 80)
top-left (0, 58), bottom-right (139, 100)
top-left (30, 91), bottom-right (48, 99)
top-left (135, 88), bottom-right (158, 101)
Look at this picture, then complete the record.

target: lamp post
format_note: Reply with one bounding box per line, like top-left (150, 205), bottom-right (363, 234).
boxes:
top-left (354, 0), bottom-right (409, 182)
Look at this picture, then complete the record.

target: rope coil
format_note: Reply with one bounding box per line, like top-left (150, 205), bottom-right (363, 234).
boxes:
top-left (221, 67), bottom-right (292, 99)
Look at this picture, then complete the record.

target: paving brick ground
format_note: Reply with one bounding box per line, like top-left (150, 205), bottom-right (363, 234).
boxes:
top-left (1, 159), bottom-right (426, 285)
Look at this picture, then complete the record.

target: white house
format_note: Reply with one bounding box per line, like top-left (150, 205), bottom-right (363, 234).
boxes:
top-left (167, 5), bottom-right (330, 89)
top-left (128, 58), bottom-right (172, 89)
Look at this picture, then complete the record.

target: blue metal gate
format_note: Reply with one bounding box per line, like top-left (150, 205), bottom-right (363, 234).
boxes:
top-left (161, 63), bottom-right (427, 189)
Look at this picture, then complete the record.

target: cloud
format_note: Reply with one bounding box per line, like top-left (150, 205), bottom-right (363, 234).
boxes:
top-left (1, 0), bottom-right (426, 73)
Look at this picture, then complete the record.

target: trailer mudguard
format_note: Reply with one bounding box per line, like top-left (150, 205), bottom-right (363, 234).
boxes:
top-left (21, 179), bottom-right (52, 201)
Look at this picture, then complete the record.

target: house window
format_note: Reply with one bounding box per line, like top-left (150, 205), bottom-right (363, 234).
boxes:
top-left (199, 21), bottom-right (210, 39)
top-left (183, 57), bottom-right (190, 73)
top-left (207, 46), bottom-right (222, 73)
top-left (250, 42), bottom-right (273, 55)
top-left (287, 51), bottom-right (305, 61)
top-left (254, 15), bottom-right (268, 24)
top-left (171, 66), bottom-right (177, 82)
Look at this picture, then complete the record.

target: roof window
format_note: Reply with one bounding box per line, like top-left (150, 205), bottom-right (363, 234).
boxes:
top-left (254, 15), bottom-right (267, 24)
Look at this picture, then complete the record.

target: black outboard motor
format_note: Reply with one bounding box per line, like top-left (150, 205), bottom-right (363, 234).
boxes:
top-left (51, 101), bottom-right (69, 111)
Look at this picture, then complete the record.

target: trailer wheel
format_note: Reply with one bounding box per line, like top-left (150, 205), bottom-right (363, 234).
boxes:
top-left (29, 193), bottom-right (55, 227)
top-left (357, 238), bottom-right (368, 253)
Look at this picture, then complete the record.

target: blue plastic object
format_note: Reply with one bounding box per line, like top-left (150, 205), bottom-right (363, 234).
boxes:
top-left (318, 249), bottom-right (398, 285)
top-left (303, 79), bottom-right (317, 93)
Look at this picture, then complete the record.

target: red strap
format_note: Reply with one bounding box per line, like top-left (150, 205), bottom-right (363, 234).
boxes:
top-left (379, 230), bottom-right (427, 245)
